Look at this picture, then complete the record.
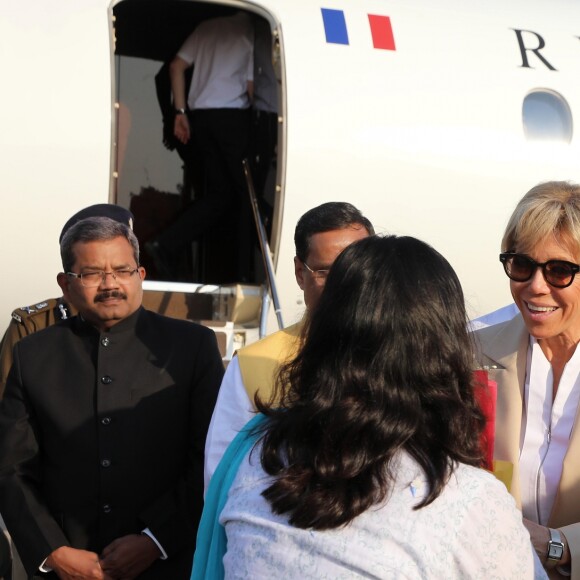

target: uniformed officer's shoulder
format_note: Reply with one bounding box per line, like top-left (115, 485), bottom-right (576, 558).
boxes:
top-left (10, 297), bottom-right (72, 334)
top-left (10, 298), bottom-right (57, 324)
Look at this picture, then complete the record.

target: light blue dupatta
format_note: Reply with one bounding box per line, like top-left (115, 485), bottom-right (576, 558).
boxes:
top-left (191, 413), bottom-right (267, 580)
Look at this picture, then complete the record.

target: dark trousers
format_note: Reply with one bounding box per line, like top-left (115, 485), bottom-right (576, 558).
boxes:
top-left (159, 108), bottom-right (251, 254)
top-left (249, 109), bottom-right (278, 200)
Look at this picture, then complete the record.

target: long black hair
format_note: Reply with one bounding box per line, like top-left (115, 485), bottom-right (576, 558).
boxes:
top-left (256, 235), bottom-right (485, 530)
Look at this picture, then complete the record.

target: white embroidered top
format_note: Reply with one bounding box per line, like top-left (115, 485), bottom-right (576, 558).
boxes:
top-left (220, 446), bottom-right (545, 579)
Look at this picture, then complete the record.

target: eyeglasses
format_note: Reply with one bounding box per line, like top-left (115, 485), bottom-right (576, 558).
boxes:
top-left (302, 261), bottom-right (330, 284)
top-left (67, 268), bottom-right (140, 288)
top-left (499, 253), bottom-right (580, 289)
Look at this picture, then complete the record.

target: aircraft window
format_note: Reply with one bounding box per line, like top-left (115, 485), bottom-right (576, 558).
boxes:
top-left (522, 90), bottom-right (572, 143)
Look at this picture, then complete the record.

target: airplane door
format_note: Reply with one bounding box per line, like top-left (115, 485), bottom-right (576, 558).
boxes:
top-left (110, 0), bottom-right (285, 289)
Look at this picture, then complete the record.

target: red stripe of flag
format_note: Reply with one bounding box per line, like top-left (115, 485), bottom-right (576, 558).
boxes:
top-left (368, 15), bottom-right (396, 50)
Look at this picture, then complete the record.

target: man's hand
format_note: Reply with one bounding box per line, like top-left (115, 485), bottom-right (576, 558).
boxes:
top-left (100, 534), bottom-right (161, 579)
top-left (45, 546), bottom-right (108, 579)
top-left (174, 114), bottom-right (190, 145)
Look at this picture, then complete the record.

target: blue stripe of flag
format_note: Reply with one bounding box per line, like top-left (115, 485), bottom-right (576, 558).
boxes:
top-left (321, 8), bottom-right (349, 45)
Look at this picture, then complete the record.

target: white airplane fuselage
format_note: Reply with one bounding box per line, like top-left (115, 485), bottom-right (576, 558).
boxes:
top-left (1, 0), bottom-right (579, 334)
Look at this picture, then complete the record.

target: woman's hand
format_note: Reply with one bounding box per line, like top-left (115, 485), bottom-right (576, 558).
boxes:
top-left (523, 518), bottom-right (571, 567)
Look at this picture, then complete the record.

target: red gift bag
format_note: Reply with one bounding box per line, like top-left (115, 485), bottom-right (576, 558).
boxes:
top-left (473, 370), bottom-right (497, 471)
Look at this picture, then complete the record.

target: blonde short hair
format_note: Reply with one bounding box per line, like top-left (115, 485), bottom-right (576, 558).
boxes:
top-left (502, 181), bottom-right (580, 255)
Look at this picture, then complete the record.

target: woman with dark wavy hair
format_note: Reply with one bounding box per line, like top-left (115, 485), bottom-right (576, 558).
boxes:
top-left (193, 235), bottom-right (541, 579)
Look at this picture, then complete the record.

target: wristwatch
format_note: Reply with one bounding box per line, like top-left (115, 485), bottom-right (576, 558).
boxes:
top-left (547, 528), bottom-right (565, 563)
top-left (175, 108), bottom-right (187, 115)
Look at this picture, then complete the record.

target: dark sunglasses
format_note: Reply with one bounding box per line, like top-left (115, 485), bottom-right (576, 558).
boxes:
top-left (499, 253), bottom-right (580, 289)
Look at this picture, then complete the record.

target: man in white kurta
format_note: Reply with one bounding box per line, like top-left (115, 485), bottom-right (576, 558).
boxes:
top-left (204, 203), bottom-right (374, 486)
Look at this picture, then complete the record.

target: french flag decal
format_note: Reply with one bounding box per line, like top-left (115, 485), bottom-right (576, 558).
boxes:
top-left (321, 8), bottom-right (396, 51)
top-left (368, 14), bottom-right (396, 50)
top-left (321, 8), bottom-right (349, 45)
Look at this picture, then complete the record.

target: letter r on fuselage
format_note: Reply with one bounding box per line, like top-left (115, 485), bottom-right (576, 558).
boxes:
top-left (512, 29), bottom-right (557, 71)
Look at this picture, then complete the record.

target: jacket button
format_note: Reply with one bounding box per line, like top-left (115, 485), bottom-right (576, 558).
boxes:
top-left (101, 337), bottom-right (110, 347)
top-left (101, 459), bottom-right (111, 468)
top-left (102, 504), bottom-right (112, 514)
top-left (101, 417), bottom-right (112, 426)
top-left (101, 376), bottom-right (113, 385)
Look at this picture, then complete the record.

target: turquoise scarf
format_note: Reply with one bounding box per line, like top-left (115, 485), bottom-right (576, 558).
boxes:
top-left (191, 413), bottom-right (267, 580)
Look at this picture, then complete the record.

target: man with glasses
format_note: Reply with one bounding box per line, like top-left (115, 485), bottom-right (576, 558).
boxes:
top-left (0, 204), bottom-right (134, 580)
top-left (204, 202), bottom-right (374, 485)
top-left (0, 217), bottom-right (224, 579)
top-left (0, 204), bottom-right (134, 401)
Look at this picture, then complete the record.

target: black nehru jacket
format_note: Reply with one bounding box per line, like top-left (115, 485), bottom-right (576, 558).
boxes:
top-left (0, 307), bottom-right (224, 579)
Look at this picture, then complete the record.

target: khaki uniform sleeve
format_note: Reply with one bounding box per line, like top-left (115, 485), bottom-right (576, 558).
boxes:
top-left (0, 299), bottom-right (65, 399)
top-left (0, 319), bottom-right (28, 399)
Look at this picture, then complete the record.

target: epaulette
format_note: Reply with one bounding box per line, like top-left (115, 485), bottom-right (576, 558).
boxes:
top-left (11, 298), bottom-right (70, 325)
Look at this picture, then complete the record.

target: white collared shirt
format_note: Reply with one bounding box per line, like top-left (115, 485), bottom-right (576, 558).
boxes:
top-left (177, 12), bottom-right (254, 110)
top-left (519, 337), bottom-right (580, 525)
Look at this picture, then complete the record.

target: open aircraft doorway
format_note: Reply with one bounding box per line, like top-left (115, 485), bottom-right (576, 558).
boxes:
top-left (109, 0), bottom-right (284, 289)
